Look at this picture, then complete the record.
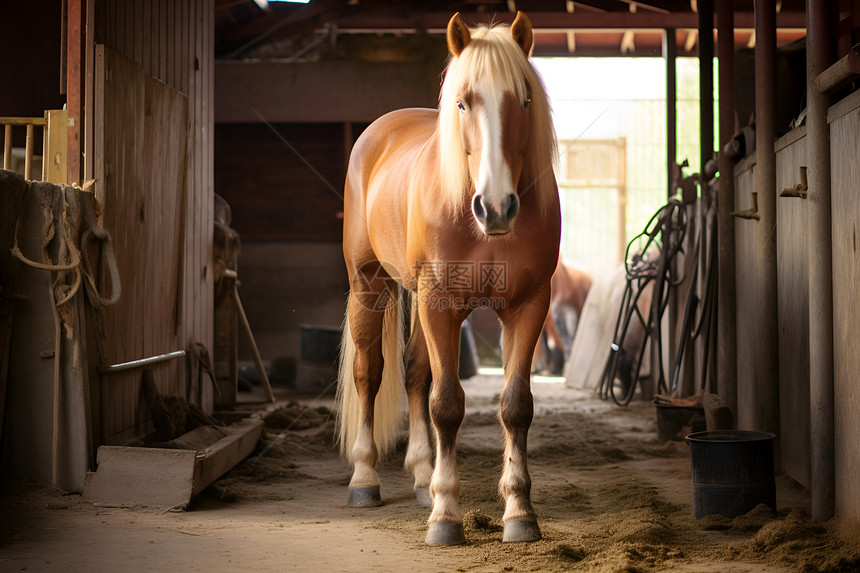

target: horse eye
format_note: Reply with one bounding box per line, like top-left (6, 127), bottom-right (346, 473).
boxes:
top-left (522, 99), bottom-right (531, 110)
top-left (457, 100), bottom-right (466, 112)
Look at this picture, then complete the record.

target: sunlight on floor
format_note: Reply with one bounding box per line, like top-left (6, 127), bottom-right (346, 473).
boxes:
top-left (477, 366), bottom-right (566, 384)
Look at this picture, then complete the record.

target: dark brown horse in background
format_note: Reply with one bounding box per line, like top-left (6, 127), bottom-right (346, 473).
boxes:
top-left (533, 259), bottom-right (593, 374)
top-left (336, 12), bottom-right (560, 545)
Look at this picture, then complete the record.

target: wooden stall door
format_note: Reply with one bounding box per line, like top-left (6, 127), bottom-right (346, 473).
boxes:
top-left (830, 90), bottom-right (860, 521)
top-left (95, 46), bottom-right (188, 444)
top-left (774, 128), bottom-right (810, 488)
top-left (733, 157), bottom-right (759, 430)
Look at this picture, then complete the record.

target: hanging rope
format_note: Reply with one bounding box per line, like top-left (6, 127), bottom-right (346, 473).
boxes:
top-left (8, 179), bottom-right (120, 310)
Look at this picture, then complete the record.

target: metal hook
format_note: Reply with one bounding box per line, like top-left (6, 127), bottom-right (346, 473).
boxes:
top-left (731, 191), bottom-right (761, 220)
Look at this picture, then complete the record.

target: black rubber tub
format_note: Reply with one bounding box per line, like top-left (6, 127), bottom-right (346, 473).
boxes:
top-left (686, 430), bottom-right (776, 519)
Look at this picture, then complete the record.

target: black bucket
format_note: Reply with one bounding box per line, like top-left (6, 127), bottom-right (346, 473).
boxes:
top-left (686, 430), bottom-right (776, 519)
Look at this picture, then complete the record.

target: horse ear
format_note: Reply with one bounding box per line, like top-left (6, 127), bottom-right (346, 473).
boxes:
top-left (447, 12), bottom-right (471, 57)
top-left (511, 11), bottom-right (534, 57)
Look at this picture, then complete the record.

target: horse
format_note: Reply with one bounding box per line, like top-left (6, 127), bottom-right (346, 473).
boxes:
top-left (533, 259), bottom-right (593, 374)
top-left (336, 11), bottom-right (560, 546)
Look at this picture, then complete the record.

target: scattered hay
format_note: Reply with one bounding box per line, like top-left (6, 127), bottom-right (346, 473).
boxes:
top-left (202, 402), bottom-right (336, 503)
top-left (264, 402), bottom-right (331, 431)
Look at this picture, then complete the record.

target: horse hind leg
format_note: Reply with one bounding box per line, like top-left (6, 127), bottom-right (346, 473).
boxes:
top-left (337, 278), bottom-right (404, 508)
top-left (403, 305), bottom-right (434, 508)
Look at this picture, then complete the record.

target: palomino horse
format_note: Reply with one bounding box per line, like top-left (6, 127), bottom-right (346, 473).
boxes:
top-left (336, 12), bottom-right (560, 546)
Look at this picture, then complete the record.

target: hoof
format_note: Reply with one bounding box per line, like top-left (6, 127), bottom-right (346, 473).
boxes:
top-left (415, 487), bottom-right (432, 508)
top-left (503, 520), bottom-right (542, 543)
top-left (347, 486), bottom-right (383, 508)
top-left (425, 520), bottom-right (466, 545)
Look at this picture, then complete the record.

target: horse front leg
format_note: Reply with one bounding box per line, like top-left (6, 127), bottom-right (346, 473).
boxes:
top-left (497, 293), bottom-right (550, 542)
top-left (420, 303), bottom-right (468, 545)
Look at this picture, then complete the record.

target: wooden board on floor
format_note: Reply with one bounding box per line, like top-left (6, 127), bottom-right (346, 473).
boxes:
top-left (82, 418), bottom-right (263, 509)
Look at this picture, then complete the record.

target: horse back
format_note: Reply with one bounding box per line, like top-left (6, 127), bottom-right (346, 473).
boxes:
top-left (347, 108), bottom-right (438, 193)
top-left (343, 108), bottom-right (438, 279)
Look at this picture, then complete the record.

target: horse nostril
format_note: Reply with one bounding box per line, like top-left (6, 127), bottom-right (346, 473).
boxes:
top-left (473, 194), bottom-right (487, 221)
top-left (506, 193), bottom-right (520, 221)
top-left (504, 194), bottom-right (520, 221)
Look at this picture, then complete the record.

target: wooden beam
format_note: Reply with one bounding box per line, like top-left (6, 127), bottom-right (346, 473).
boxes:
top-left (322, 11), bottom-right (805, 32)
top-left (66, 0), bottom-right (83, 185)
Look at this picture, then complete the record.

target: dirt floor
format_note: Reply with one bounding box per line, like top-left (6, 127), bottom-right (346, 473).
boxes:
top-left (2, 373), bottom-right (860, 572)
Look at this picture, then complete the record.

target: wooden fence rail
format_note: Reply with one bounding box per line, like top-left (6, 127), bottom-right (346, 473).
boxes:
top-left (1, 110), bottom-right (68, 184)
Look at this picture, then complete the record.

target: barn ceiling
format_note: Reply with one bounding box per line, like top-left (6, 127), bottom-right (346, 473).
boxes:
top-left (214, 0), bottom-right (808, 61)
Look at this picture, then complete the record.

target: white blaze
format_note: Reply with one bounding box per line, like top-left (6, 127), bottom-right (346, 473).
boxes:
top-left (475, 90), bottom-right (514, 215)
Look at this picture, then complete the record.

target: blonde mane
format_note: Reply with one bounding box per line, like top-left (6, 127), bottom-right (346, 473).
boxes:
top-left (437, 22), bottom-right (557, 216)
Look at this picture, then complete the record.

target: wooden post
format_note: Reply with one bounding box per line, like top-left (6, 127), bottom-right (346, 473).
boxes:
top-left (753, 0), bottom-right (780, 451)
top-left (717, 0), bottom-right (737, 416)
top-left (66, 0), bottom-right (83, 185)
top-left (664, 28), bottom-right (677, 200)
top-left (43, 110), bottom-right (69, 184)
top-left (24, 124), bottom-right (34, 180)
top-left (806, 0), bottom-right (835, 522)
top-left (699, 0), bottom-right (715, 176)
top-left (3, 124), bottom-right (11, 169)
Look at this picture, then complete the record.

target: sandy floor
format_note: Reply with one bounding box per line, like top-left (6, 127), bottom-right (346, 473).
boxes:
top-left (1, 374), bottom-right (859, 572)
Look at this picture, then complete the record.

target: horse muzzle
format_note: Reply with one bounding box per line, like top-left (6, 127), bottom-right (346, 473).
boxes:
top-left (472, 192), bottom-right (520, 236)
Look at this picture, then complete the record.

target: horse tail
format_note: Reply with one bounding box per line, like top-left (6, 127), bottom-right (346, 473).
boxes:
top-left (335, 292), bottom-right (406, 462)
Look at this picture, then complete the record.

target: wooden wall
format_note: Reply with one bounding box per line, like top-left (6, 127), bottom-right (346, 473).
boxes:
top-left (236, 242), bottom-right (348, 364)
top-left (733, 89), bottom-right (860, 519)
top-left (732, 155), bottom-right (758, 431)
top-left (830, 89), bottom-right (860, 520)
top-left (91, 0), bottom-right (214, 444)
top-left (215, 60), bottom-right (442, 124)
top-left (213, 57), bottom-right (444, 367)
top-left (214, 123), bottom-right (352, 241)
top-left (774, 127), bottom-right (810, 488)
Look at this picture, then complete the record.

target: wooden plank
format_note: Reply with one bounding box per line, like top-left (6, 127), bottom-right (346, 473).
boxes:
top-left (99, 46), bottom-right (193, 439)
top-left (82, 446), bottom-right (197, 508)
top-left (181, 0), bottom-right (189, 94)
top-left (124, 0), bottom-right (132, 61)
top-left (830, 92), bottom-right (860, 521)
top-left (142, 0), bottom-right (151, 75)
top-left (775, 131), bottom-right (809, 488)
top-left (175, 0), bottom-right (183, 90)
top-left (733, 163), bottom-right (758, 430)
top-left (150, 0), bottom-right (158, 78)
top-left (160, 0), bottom-right (167, 82)
top-left (83, 2), bottom-right (95, 183)
top-left (24, 124), bottom-right (34, 180)
top-left (167, 0), bottom-right (175, 87)
top-left (116, 0), bottom-right (124, 56)
top-left (205, 0), bottom-right (215, 358)
top-left (94, 46), bottom-right (105, 210)
top-left (193, 0), bottom-right (203, 359)
top-left (43, 110), bottom-right (69, 184)
top-left (82, 419), bottom-right (263, 508)
top-left (192, 419), bottom-right (263, 495)
top-left (105, 0), bottom-right (114, 52)
top-left (3, 124), bottom-right (11, 169)
top-left (0, 117), bottom-right (48, 126)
